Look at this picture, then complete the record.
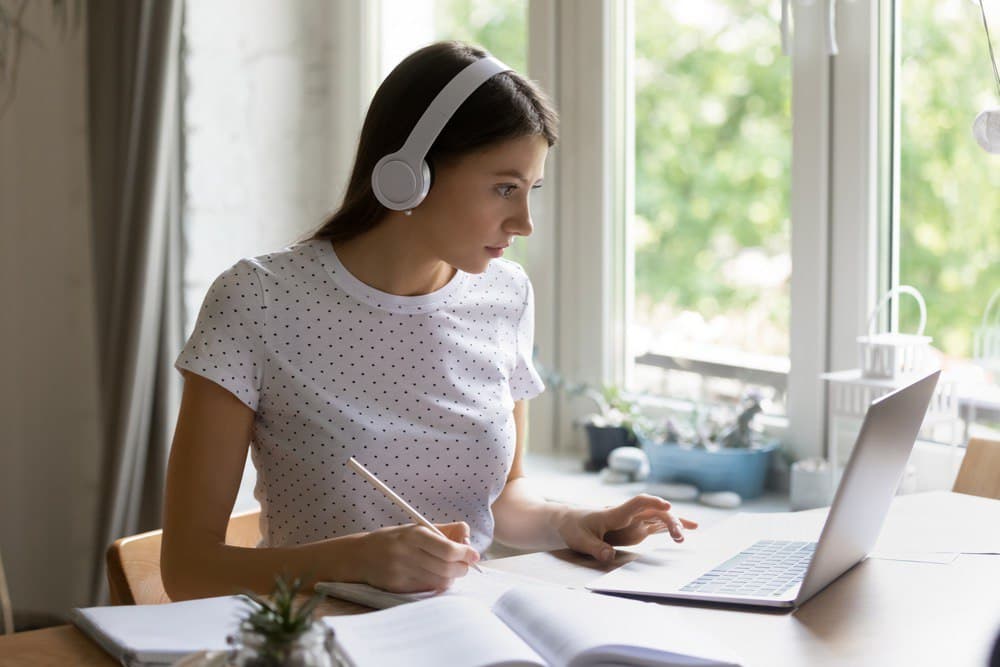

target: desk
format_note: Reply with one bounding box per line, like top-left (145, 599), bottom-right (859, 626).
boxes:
top-left (2, 491), bottom-right (998, 667)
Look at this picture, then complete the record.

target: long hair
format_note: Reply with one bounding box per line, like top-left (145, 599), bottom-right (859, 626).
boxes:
top-left (310, 41), bottom-right (559, 243)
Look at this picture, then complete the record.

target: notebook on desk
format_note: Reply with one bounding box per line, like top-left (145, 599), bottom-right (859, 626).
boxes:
top-left (72, 595), bottom-right (245, 666)
top-left (589, 370), bottom-right (940, 609)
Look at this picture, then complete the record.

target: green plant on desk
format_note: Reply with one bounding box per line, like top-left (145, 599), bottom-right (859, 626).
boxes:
top-left (231, 575), bottom-right (334, 667)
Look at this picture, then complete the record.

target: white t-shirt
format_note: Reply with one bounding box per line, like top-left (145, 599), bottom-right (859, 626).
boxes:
top-left (175, 238), bottom-right (545, 551)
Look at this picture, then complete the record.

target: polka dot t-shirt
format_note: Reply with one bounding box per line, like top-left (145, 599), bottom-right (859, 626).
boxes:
top-left (174, 238), bottom-right (545, 552)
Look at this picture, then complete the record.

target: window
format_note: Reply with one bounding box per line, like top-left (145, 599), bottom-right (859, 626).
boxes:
top-left (886, 0), bottom-right (1000, 439)
top-left (630, 0), bottom-right (791, 413)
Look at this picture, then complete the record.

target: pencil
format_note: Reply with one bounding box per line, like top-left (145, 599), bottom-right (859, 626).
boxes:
top-left (347, 456), bottom-right (484, 573)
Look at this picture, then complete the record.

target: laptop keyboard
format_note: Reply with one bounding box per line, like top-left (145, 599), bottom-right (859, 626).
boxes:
top-left (680, 540), bottom-right (817, 598)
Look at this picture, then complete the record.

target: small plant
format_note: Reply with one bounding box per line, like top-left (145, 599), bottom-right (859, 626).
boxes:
top-left (231, 575), bottom-right (330, 667)
top-left (539, 364), bottom-right (644, 433)
top-left (644, 390), bottom-right (771, 451)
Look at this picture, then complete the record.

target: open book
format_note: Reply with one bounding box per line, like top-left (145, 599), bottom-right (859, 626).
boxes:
top-left (323, 584), bottom-right (741, 667)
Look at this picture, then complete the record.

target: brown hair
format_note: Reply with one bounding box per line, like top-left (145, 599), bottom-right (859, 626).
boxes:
top-left (310, 41), bottom-right (559, 243)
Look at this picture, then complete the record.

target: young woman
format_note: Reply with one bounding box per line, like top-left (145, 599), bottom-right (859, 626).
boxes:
top-left (160, 41), bottom-right (696, 600)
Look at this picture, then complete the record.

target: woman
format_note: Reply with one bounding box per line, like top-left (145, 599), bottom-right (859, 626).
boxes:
top-left (161, 41), bottom-right (696, 600)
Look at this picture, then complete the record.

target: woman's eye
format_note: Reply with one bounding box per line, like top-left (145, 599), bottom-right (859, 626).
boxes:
top-left (497, 184), bottom-right (517, 198)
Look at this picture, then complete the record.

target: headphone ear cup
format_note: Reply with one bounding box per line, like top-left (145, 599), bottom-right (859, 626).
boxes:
top-left (420, 160), bottom-right (432, 195)
top-left (372, 153), bottom-right (429, 210)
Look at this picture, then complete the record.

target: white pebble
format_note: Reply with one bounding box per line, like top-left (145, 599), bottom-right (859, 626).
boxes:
top-left (608, 447), bottom-right (650, 480)
top-left (699, 491), bottom-right (742, 508)
top-left (600, 468), bottom-right (633, 484)
top-left (644, 482), bottom-right (699, 501)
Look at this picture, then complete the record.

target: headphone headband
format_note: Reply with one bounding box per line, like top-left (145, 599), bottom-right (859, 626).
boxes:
top-left (372, 56), bottom-right (513, 211)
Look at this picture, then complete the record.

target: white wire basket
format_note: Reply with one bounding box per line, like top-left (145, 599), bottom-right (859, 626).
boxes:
top-left (821, 369), bottom-right (958, 425)
top-left (821, 369), bottom-right (962, 475)
top-left (973, 289), bottom-right (1000, 373)
top-left (856, 285), bottom-right (934, 380)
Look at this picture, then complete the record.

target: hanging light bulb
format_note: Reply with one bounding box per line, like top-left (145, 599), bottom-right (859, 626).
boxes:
top-left (973, 0), bottom-right (1000, 153)
top-left (973, 108), bottom-right (1000, 153)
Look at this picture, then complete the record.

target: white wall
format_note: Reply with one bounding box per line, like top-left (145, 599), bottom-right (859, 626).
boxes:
top-left (0, 4), bottom-right (103, 618)
top-left (183, 0), bottom-right (343, 329)
top-left (183, 0), bottom-right (351, 509)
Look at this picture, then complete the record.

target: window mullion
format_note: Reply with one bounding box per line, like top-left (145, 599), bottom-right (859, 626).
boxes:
top-left (787, 1), bottom-right (835, 462)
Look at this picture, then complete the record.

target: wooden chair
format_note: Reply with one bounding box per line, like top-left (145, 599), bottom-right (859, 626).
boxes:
top-left (953, 437), bottom-right (1000, 500)
top-left (106, 509), bottom-right (261, 605)
top-left (0, 546), bottom-right (12, 634)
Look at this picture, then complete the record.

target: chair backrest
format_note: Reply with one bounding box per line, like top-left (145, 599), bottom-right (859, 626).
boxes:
top-left (106, 509), bottom-right (261, 605)
top-left (0, 546), bottom-right (12, 634)
top-left (953, 437), bottom-right (1000, 500)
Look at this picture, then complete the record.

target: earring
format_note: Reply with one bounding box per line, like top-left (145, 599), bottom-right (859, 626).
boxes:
top-left (404, 209), bottom-right (413, 216)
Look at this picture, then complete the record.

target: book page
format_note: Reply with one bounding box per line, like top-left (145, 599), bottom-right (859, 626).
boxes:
top-left (316, 565), bottom-right (554, 609)
top-left (492, 587), bottom-right (741, 667)
top-left (324, 595), bottom-right (545, 667)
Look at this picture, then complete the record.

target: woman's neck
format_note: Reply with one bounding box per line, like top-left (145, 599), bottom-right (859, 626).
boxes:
top-left (330, 218), bottom-right (456, 297)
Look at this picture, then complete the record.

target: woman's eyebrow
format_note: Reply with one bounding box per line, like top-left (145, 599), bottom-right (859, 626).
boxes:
top-left (492, 169), bottom-right (543, 185)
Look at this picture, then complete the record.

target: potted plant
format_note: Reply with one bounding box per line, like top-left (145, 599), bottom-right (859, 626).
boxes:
top-left (540, 366), bottom-right (643, 470)
top-left (639, 390), bottom-right (780, 499)
top-left (228, 575), bottom-right (335, 667)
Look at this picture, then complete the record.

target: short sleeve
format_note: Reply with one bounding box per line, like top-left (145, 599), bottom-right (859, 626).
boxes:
top-left (175, 260), bottom-right (265, 411)
top-left (510, 276), bottom-right (546, 401)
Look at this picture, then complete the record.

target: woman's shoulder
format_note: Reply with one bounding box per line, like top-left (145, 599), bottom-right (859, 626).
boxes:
top-left (206, 240), bottom-right (323, 304)
top-left (213, 240), bottom-right (321, 281)
top-left (484, 257), bottom-right (530, 285)
top-left (478, 257), bottom-right (532, 299)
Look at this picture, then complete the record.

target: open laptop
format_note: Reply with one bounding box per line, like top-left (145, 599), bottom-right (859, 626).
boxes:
top-left (588, 370), bottom-right (940, 609)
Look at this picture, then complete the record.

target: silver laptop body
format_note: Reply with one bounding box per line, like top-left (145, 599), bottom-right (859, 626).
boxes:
top-left (588, 370), bottom-right (940, 609)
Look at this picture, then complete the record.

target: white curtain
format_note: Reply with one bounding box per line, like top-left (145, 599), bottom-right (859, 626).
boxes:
top-left (86, 0), bottom-right (184, 604)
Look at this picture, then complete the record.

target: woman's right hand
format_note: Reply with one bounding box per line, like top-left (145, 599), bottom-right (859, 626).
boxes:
top-left (356, 521), bottom-right (481, 593)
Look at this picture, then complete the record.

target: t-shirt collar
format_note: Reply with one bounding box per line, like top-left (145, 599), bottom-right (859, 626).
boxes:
top-left (309, 239), bottom-right (468, 314)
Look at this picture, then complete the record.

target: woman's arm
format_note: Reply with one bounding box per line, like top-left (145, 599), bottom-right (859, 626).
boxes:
top-left (160, 372), bottom-right (478, 600)
top-left (491, 400), bottom-right (697, 561)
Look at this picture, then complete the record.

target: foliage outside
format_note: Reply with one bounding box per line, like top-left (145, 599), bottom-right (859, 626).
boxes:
top-left (429, 0), bottom-right (998, 368)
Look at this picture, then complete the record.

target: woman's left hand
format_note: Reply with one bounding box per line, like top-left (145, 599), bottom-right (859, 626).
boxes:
top-left (556, 494), bottom-right (699, 563)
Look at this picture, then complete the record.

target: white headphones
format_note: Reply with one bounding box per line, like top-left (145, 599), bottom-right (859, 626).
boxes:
top-left (371, 56), bottom-right (512, 212)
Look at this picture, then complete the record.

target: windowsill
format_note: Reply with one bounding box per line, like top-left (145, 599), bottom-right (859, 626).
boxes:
top-left (521, 451), bottom-right (791, 524)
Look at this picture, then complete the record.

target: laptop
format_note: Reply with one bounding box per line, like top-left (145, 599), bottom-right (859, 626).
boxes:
top-left (588, 370), bottom-right (940, 609)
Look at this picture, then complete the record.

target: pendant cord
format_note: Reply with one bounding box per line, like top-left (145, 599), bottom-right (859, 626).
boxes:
top-left (979, 0), bottom-right (1000, 97)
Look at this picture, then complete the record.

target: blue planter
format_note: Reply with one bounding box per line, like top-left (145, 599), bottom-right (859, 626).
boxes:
top-left (641, 439), bottom-right (778, 499)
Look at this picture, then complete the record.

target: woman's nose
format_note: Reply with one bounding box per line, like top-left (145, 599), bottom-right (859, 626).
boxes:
top-left (508, 202), bottom-right (534, 237)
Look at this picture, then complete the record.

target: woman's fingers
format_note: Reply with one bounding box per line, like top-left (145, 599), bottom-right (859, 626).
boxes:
top-left (601, 497), bottom-right (699, 545)
top-left (409, 545), bottom-right (471, 580)
top-left (605, 494), bottom-right (672, 526)
top-left (416, 525), bottom-right (480, 565)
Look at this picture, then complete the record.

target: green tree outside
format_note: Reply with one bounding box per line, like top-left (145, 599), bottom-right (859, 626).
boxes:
top-left (431, 0), bottom-right (999, 364)
top-left (899, 0), bottom-right (1000, 358)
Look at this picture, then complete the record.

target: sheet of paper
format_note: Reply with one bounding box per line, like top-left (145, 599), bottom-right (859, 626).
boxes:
top-left (873, 491), bottom-right (1000, 554)
top-left (324, 596), bottom-right (544, 667)
top-left (868, 550), bottom-right (959, 564)
top-left (492, 586), bottom-right (741, 667)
